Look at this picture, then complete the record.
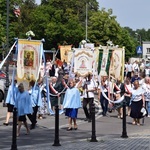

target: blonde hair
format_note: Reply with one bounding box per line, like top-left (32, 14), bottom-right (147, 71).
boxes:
top-left (69, 79), bottom-right (76, 87)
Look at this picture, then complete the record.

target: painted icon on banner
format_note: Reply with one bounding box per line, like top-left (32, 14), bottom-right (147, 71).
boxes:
top-left (24, 51), bottom-right (34, 67)
top-left (79, 60), bottom-right (87, 68)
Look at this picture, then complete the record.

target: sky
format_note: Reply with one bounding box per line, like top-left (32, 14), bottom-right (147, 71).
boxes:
top-left (98, 0), bottom-right (150, 30)
top-left (35, 0), bottom-right (150, 30)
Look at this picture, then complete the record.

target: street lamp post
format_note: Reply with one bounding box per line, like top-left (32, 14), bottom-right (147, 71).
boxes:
top-left (135, 33), bottom-right (142, 46)
top-left (85, 2), bottom-right (88, 41)
top-left (3, 0), bottom-right (10, 106)
top-left (135, 33), bottom-right (142, 58)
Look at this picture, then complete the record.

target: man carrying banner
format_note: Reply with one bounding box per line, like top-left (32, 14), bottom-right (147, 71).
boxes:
top-left (82, 74), bottom-right (97, 122)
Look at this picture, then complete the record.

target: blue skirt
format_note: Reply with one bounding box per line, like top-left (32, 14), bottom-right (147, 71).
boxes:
top-left (65, 108), bottom-right (78, 118)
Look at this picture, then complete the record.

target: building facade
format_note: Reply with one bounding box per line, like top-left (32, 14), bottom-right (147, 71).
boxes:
top-left (142, 41), bottom-right (150, 60)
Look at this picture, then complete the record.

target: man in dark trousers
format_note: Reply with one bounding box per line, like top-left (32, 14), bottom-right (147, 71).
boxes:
top-left (82, 74), bottom-right (96, 122)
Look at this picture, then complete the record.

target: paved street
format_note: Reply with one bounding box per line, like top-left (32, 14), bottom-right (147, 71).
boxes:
top-left (1, 102), bottom-right (150, 150)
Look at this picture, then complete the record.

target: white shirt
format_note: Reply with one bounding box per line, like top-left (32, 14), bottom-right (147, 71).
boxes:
top-left (142, 83), bottom-right (150, 101)
top-left (83, 80), bottom-right (96, 98)
top-left (145, 68), bottom-right (150, 76)
top-left (131, 87), bottom-right (145, 102)
top-left (126, 64), bottom-right (132, 72)
top-left (54, 68), bottom-right (59, 77)
top-left (132, 63), bottom-right (139, 72)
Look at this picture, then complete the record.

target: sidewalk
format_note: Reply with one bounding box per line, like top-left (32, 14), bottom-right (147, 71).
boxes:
top-left (1, 134), bottom-right (150, 150)
top-left (1, 102), bottom-right (150, 150)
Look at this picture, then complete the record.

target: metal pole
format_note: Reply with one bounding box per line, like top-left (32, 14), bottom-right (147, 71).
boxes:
top-left (90, 101), bottom-right (98, 142)
top-left (135, 33), bottom-right (142, 58)
top-left (11, 108), bottom-right (18, 150)
top-left (139, 35), bottom-right (142, 58)
top-left (121, 100), bottom-right (128, 138)
top-left (3, 0), bottom-right (10, 107)
top-left (52, 105), bottom-right (61, 146)
top-left (85, 2), bottom-right (88, 41)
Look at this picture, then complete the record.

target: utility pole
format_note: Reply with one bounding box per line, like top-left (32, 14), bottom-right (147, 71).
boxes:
top-left (85, 2), bottom-right (88, 41)
top-left (4, 0), bottom-right (10, 106)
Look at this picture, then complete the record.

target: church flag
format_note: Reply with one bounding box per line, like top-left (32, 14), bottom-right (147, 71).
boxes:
top-left (109, 48), bottom-right (125, 80)
top-left (17, 39), bottom-right (42, 82)
top-left (74, 48), bottom-right (94, 76)
top-left (59, 45), bottom-right (72, 63)
top-left (97, 48), bottom-right (113, 76)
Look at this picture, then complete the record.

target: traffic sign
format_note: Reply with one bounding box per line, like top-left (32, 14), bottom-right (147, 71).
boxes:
top-left (136, 46), bottom-right (142, 54)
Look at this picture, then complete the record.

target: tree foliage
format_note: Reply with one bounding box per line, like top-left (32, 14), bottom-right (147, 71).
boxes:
top-left (0, 0), bottom-right (150, 59)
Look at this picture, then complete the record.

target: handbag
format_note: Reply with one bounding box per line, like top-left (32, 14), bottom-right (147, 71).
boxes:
top-left (141, 107), bottom-right (148, 117)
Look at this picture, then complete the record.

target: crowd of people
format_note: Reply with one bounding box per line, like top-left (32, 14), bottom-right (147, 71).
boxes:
top-left (3, 58), bottom-right (150, 136)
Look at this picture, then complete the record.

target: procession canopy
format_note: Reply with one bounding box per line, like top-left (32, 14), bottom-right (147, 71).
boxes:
top-left (17, 39), bottom-right (43, 82)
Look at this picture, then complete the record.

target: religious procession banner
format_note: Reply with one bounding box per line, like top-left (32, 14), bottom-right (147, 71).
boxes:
top-left (109, 47), bottom-right (125, 80)
top-left (74, 48), bottom-right (94, 76)
top-left (59, 45), bottom-right (72, 63)
top-left (97, 47), bottom-right (113, 76)
top-left (92, 47), bottom-right (100, 75)
top-left (67, 50), bottom-right (73, 65)
top-left (17, 39), bottom-right (42, 82)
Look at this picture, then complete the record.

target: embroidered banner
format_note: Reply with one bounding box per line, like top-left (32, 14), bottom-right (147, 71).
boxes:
top-left (17, 39), bottom-right (42, 82)
top-left (59, 45), bottom-right (72, 63)
top-left (110, 48), bottom-right (125, 80)
top-left (74, 48), bottom-right (94, 76)
top-left (67, 50), bottom-right (73, 65)
top-left (97, 47), bottom-right (113, 76)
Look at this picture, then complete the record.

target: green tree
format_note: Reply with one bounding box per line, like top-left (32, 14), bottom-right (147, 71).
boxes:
top-left (30, 0), bottom-right (99, 48)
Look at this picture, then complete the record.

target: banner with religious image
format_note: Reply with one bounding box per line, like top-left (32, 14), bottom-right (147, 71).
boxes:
top-left (97, 47), bottom-right (113, 76)
top-left (67, 50), bottom-right (73, 65)
top-left (59, 45), bottom-right (72, 63)
top-left (109, 48), bottom-right (125, 80)
top-left (74, 48), bottom-right (94, 76)
top-left (17, 39), bottom-right (42, 82)
top-left (92, 47), bottom-right (99, 75)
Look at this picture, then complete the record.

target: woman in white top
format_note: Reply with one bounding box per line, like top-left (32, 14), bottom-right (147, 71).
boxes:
top-left (142, 77), bottom-right (150, 117)
top-left (130, 80), bottom-right (145, 125)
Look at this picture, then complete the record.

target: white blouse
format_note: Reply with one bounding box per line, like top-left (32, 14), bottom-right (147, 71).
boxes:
top-left (131, 87), bottom-right (145, 102)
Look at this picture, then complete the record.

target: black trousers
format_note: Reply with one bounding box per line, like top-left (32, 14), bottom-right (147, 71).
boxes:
top-left (27, 105), bottom-right (39, 127)
top-left (127, 72), bottom-right (132, 79)
top-left (83, 97), bottom-right (94, 119)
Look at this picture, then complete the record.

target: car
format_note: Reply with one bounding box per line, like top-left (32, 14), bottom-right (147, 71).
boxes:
top-left (0, 70), bottom-right (6, 79)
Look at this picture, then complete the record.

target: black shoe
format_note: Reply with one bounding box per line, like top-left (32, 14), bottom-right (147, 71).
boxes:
top-left (74, 127), bottom-right (78, 130)
top-left (30, 125), bottom-right (35, 130)
top-left (3, 123), bottom-right (9, 126)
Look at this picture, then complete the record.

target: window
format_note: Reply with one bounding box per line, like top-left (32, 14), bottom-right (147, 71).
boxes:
top-left (147, 48), bottom-right (150, 54)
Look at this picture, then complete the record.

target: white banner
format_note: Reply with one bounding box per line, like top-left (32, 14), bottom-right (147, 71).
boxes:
top-left (17, 39), bottom-right (42, 82)
top-left (74, 48), bottom-right (94, 76)
top-left (110, 48), bottom-right (123, 79)
top-left (100, 47), bottom-right (110, 76)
